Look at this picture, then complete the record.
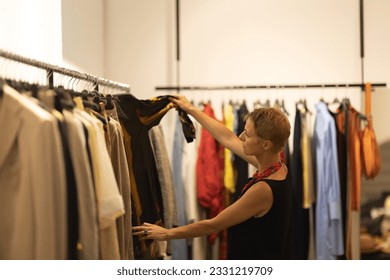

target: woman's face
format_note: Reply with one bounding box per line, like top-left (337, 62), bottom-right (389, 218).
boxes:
top-left (239, 118), bottom-right (264, 155)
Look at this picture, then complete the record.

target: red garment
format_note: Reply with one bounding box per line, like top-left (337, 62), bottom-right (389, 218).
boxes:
top-left (196, 104), bottom-right (224, 244)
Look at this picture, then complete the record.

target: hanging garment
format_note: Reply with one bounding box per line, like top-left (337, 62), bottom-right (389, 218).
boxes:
top-left (41, 91), bottom-right (79, 260)
top-left (62, 109), bottom-right (99, 260)
top-left (223, 103), bottom-right (235, 194)
top-left (181, 116), bottom-right (208, 260)
top-left (171, 116), bottom-right (189, 259)
top-left (313, 102), bottom-right (344, 259)
top-left (106, 113), bottom-right (134, 260)
top-left (300, 107), bottom-right (315, 260)
top-left (196, 104), bottom-right (224, 227)
top-left (0, 84), bottom-right (67, 259)
top-left (76, 109), bottom-right (125, 260)
top-left (149, 124), bottom-right (178, 258)
top-left (291, 107), bottom-right (303, 259)
top-left (301, 109), bottom-right (315, 209)
top-left (345, 105), bottom-right (363, 260)
top-left (333, 100), bottom-right (349, 259)
top-left (115, 93), bottom-right (195, 259)
top-left (233, 102), bottom-right (249, 200)
top-left (347, 106), bottom-right (363, 211)
top-left (291, 107), bottom-right (309, 259)
top-left (361, 83), bottom-right (382, 179)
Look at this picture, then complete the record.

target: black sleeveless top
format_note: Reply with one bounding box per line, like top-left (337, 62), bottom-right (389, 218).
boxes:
top-left (227, 178), bottom-right (292, 260)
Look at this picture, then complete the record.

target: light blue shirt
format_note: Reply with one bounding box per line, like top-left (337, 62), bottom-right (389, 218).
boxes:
top-left (313, 102), bottom-right (344, 259)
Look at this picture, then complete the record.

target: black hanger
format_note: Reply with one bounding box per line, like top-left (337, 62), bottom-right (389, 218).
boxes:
top-left (30, 83), bottom-right (39, 99)
top-left (358, 112), bottom-right (368, 121)
top-left (54, 86), bottom-right (75, 111)
top-left (82, 100), bottom-right (100, 112)
top-left (332, 97), bottom-right (340, 104)
top-left (104, 94), bottom-right (115, 110)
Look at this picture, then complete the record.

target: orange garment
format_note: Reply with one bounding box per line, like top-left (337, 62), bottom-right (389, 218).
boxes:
top-left (336, 102), bottom-right (362, 260)
top-left (348, 107), bottom-right (362, 211)
top-left (361, 83), bottom-right (382, 179)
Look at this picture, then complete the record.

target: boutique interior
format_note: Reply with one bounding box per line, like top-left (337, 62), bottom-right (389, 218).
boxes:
top-left (1, 0), bottom-right (390, 260)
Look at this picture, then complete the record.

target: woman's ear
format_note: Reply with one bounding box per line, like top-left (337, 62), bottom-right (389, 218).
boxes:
top-left (263, 140), bottom-right (274, 151)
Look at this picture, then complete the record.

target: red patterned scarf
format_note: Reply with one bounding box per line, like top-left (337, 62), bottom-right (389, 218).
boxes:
top-left (239, 161), bottom-right (283, 198)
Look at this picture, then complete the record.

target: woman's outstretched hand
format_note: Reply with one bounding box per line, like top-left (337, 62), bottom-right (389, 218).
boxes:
top-left (169, 95), bottom-right (194, 113)
top-left (133, 222), bottom-right (170, 241)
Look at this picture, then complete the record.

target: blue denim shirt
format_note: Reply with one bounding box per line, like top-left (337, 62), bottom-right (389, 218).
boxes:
top-left (313, 102), bottom-right (344, 259)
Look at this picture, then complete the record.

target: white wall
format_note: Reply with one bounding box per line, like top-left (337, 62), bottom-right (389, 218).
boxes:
top-left (365, 0), bottom-right (390, 89)
top-left (0, 0), bottom-right (62, 79)
top-left (61, 0), bottom-right (105, 77)
top-left (360, 0), bottom-right (390, 204)
top-left (0, 0), bottom-right (107, 87)
top-left (181, 0), bottom-right (360, 85)
top-left (104, 0), bottom-right (176, 97)
top-left (176, 0), bottom-right (363, 125)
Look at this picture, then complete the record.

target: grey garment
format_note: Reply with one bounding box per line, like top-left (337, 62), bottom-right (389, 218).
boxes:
top-left (149, 125), bottom-right (178, 256)
top-left (63, 110), bottom-right (99, 260)
top-left (107, 117), bottom-right (134, 260)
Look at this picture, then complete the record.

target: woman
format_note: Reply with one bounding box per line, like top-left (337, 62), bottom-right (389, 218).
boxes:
top-left (133, 95), bottom-right (292, 259)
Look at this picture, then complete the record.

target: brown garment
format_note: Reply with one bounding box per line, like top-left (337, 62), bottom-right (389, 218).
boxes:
top-left (348, 107), bottom-right (362, 211)
top-left (106, 116), bottom-right (134, 260)
top-left (336, 101), bottom-right (363, 260)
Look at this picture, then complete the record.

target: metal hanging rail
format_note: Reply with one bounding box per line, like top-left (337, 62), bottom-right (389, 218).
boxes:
top-left (156, 83), bottom-right (387, 91)
top-left (0, 49), bottom-right (131, 93)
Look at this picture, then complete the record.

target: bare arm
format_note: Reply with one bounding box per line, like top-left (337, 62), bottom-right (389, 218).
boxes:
top-left (169, 95), bottom-right (257, 167)
top-left (133, 181), bottom-right (273, 240)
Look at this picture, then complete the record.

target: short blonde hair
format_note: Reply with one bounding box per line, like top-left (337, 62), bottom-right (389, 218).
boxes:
top-left (245, 107), bottom-right (291, 152)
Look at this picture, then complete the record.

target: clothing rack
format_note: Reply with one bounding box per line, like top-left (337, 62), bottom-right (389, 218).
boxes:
top-left (0, 49), bottom-right (131, 93)
top-left (156, 83), bottom-right (387, 91)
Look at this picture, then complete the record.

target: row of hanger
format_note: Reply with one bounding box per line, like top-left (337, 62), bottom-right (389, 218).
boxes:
top-left (195, 99), bottom-right (290, 115)
top-left (191, 97), bottom-right (366, 119)
top-left (0, 77), bottom-right (119, 124)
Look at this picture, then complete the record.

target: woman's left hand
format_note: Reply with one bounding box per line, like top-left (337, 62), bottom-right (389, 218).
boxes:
top-left (133, 222), bottom-right (169, 241)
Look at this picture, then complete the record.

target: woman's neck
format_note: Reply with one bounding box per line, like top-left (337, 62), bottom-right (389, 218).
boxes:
top-left (256, 153), bottom-right (282, 172)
